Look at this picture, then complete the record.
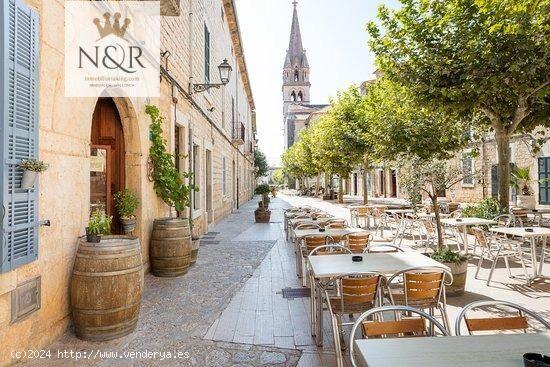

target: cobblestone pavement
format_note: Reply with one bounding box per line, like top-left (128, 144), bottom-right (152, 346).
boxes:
top-left (23, 198), bottom-right (301, 367)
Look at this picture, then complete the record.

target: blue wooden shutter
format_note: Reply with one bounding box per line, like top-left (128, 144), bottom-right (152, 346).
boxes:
top-left (1, 0), bottom-right (40, 273)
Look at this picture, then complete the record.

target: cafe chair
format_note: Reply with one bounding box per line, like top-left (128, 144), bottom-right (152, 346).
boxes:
top-left (492, 214), bottom-right (518, 228)
top-left (349, 305), bottom-right (449, 367)
top-left (347, 232), bottom-right (373, 253)
top-left (364, 243), bottom-right (404, 253)
top-left (324, 272), bottom-right (387, 367)
top-left (386, 266), bottom-right (453, 332)
top-left (455, 300), bottom-right (550, 336)
top-left (351, 206), bottom-right (371, 228)
top-left (471, 227), bottom-right (529, 286)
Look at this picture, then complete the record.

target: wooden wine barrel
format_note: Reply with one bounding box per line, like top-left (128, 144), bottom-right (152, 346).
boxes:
top-left (150, 218), bottom-right (191, 277)
top-left (70, 236), bottom-right (143, 341)
top-left (190, 238), bottom-right (200, 266)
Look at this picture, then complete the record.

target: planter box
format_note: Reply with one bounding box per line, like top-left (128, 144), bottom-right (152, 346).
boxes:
top-left (444, 261), bottom-right (467, 297)
top-left (517, 195), bottom-right (536, 210)
top-left (254, 209), bottom-right (271, 223)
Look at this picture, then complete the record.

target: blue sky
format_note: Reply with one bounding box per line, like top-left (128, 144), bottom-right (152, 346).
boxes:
top-left (235, 0), bottom-right (400, 165)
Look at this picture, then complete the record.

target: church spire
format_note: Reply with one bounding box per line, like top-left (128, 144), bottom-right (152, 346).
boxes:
top-left (284, 1), bottom-right (308, 68)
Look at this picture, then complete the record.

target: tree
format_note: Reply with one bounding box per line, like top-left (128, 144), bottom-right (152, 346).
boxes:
top-left (399, 158), bottom-right (476, 249)
top-left (271, 168), bottom-right (285, 186)
top-left (368, 0), bottom-right (550, 211)
top-left (281, 127), bottom-right (321, 189)
top-left (364, 78), bottom-right (470, 161)
top-left (254, 150), bottom-right (269, 179)
top-left (312, 86), bottom-right (371, 203)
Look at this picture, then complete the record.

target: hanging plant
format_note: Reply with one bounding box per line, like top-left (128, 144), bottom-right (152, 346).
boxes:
top-left (145, 105), bottom-right (195, 214)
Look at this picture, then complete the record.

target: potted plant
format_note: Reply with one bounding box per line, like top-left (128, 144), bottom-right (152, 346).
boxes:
top-left (114, 189), bottom-right (140, 234)
top-left (399, 158), bottom-right (477, 296)
top-left (511, 166), bottom-right (537, 209)
top-left (254, 184), bottom-right (271, 223)
top-left (430, 248), bottom-right (468, 296)
top-left (19, 159), bottom-right (49, 189)
top-left (270, 185), bottom-right (277, 198)
top-left (85, 209), bottom-right (112, 243)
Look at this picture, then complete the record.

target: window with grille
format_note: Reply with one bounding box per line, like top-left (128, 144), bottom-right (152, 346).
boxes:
top-left (538, 158), bottom-right (550, 205)
top-left (1, 0), bottom-right (40, 273)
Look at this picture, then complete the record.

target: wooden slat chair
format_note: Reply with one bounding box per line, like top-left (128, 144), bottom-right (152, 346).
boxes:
top-left (364, 242), bottom-right (404, 253)
top-left (293, 226), bottom-right (322, 280)
top-left (371, 207), bottom-right (391, 236)
top-left (471, 227), bottom-right (529, 286)
top-left (349, 306), bottom-right (449, 367)
top-left (325, 220), bottom-right (350, 245)
top-left (289, 220), bottom-right (320, 244)
top-left (455, 300), bottom-right (550, 336)
top-left (386, 267), bottom-right (453, 332)
top-left (347, 232), bottom-right (373, 253)
top-left (324, 272), bottom-right (387, 367)
top-left (351, 206), bottom-right (371, 228)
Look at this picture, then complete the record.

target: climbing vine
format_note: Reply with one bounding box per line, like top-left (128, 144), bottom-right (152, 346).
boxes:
top-left (146, 104), bottom-right (194, 214)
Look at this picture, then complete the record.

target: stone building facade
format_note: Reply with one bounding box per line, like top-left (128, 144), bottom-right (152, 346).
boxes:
top-left (0, 0), bottom-right (256, 364)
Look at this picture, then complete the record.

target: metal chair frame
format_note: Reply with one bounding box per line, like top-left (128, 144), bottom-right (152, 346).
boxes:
top-left (455, 300), bottom-right (550, 336)
top-left (349, 305), bottom-right (449, 367)
top-left (364, 243), bottom-right (405, 253)
top-left (386, 266), bottom-right (453, 332)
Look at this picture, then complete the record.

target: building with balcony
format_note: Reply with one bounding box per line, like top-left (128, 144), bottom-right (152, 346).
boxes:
top-left (0, 0), bottom-right (257, 363)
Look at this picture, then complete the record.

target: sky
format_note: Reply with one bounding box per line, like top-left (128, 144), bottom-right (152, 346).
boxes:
top-left (235, 0), bottom-right (400, 166)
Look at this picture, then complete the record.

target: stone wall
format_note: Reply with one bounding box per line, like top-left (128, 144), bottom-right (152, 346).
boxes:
top-left (0, 0), bottom-right (256, 364)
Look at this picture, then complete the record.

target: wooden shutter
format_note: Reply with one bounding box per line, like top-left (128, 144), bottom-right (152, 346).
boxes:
top-left (0, 0), bottom-right (40, 273)
top-left (539, 158), bottom-right (550, 205)
top-left (204, 24), bottom-right (210, 84)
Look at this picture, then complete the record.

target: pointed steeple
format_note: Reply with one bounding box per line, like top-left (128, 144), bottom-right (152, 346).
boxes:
top-left (284, 1), bottom-right (308, 68)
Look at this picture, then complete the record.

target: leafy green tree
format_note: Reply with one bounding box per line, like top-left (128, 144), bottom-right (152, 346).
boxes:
top-left (364, 78), bottom-right (470, 161)
top-left (254, 149), bottom-right (269, 179)
top-left (271, 168), bottom-right (285, 186)
top-left (368, 0), bottom-right (550, 210)
top-left (312, 86), bottom-right (371, 203)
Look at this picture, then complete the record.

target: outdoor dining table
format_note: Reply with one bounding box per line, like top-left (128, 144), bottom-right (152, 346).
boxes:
top-left (407, 212), bottom-right (451, 219)
top-left (441, 217), bottom-right (497, 254)
top-left (522, 208), bottom-right (550, 225)
top-left (354, 332), bottom-right (550, 367)
top-left (490, 226), bottom-right (549, 284)
top-left (308, 251), bottom-right (450, 346)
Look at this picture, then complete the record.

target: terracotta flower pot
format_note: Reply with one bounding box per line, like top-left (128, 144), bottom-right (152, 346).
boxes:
top-left (254, 208), bottom-right (271, 223)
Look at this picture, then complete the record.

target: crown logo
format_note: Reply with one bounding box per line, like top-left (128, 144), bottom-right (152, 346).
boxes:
top-left (93, 12), bottom-right (131, 40)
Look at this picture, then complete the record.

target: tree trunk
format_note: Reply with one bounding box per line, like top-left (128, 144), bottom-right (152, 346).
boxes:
top-left (338, 177), bottom-right (344, 204)
top-left (316, 174), bottom-right (320, 198)
top-left (362, 159), bottom-right (369, 205)
top-left (495, 130), bottom-right (512, 212)
top-left (431, 195), bottom-right (444, 250)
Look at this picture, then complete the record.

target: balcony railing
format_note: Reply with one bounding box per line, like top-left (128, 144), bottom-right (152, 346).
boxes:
top-left (232, 121), bottom-right (245, 145)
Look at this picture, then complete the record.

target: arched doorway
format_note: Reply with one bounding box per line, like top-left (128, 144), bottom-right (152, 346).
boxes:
top-left (90, 98), bottom-right (126, 234)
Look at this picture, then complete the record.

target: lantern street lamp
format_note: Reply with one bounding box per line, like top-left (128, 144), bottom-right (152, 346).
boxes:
top-left (192, 59), bottom-right (232, 94)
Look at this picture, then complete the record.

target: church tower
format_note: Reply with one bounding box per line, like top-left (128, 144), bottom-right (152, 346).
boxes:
top-left (282, 1), bottom-right (310, 118)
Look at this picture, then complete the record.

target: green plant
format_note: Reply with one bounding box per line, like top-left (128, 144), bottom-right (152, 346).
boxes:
top-left (87, 209), bottom-right (112, 235)
top-left (146, 105), bottom-right (195, 214)
top-left (461, 198), bottom-right (500, 220)
top-left (254, 150), bottom-right (269, 178)
top-left (255, 184), bottom-right (271, 195)
top-left (113, 189), bottom-right (139, 219)
top-left (430, 247), bottom-right (468, 265)
top-left (19, 159), bottom-right (49, 172)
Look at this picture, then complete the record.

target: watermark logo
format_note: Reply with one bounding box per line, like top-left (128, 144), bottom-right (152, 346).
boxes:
top-left (65, 1), bottom-right (160, 97)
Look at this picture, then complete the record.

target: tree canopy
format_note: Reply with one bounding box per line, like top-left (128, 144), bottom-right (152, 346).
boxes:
top-left (254, 149), bottom-right (269, 179)
top-left (367, 0), bottom-right (550, 210)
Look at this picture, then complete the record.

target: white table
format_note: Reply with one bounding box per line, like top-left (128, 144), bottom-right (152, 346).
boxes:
top-left (490, 226), bottom-right (549, 284)
top-left (441, 217), bottom-right (497, 253)
top-left (408, 212), bottom-right (451, 220)
top-left (354, 333), bottom-right (550, 367)
top-left (293, 227), bottom-right (364, 241)
top-left (308, 252), bottom-right (449, 346)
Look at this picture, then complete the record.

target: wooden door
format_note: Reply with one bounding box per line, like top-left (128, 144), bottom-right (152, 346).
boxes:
top-left (90, 98), bottom-right (125, 234)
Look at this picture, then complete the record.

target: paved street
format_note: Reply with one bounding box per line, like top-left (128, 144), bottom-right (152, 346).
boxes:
top-left (24, 194), bottom-right (550, 367)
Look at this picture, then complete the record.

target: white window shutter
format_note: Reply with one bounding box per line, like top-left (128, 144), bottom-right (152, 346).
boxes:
top-left (1, 0), bottom-right (40, 273)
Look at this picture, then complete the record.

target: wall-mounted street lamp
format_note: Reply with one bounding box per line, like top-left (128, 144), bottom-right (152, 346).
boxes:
top-left (192, 59), bottom-right (232, 94)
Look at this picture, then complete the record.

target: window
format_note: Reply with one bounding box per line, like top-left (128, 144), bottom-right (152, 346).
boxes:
top-left (462, 152), bottom-right (474, 187)
top-left (294, 69), bottom-right (299, 82)
top-left (297, 91), bottom-right (303, 102)
top-left (539, 158), bottom-right (550, 204)
top-left (193, 144), bottom-right (200, 210)
top-left (174, 126), bottom-right (181, 171)
top-left (290, 91), bottom-right (296, 102)
top-left (222, 157), bottom-right (227, 196)
top-left (0, 0), bottom-right (40, 273)
top-left (204, 24), bottom-right (210, 84)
